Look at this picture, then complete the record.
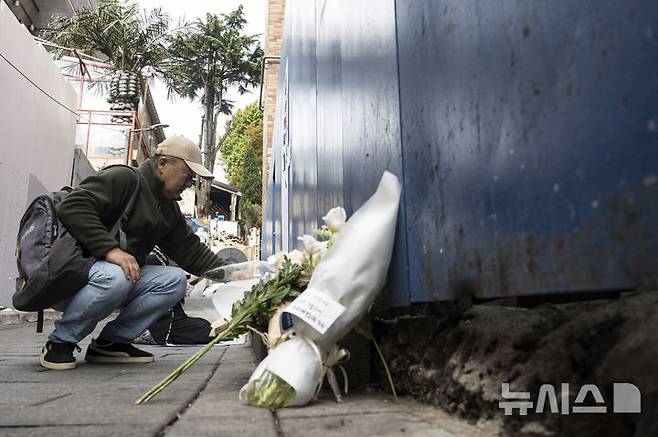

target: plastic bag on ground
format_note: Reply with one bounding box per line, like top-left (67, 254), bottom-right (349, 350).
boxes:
top-left (191, 261), bottom-right (277, 321)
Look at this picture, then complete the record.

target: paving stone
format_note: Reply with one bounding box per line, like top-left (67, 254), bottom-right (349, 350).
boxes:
top-left (0, 309), bottom-right (61, 326)
top-left (0, 320), bottom-right (238, 435)
top-left (0, 423), bottom-right (156, 437)
top-left (0, 316), bottom-right (498, 436)
top-left (165, 345), bottom-right (277, 437)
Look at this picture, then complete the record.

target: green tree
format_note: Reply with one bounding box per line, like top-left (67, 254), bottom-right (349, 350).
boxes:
top-left (220, 103), bottom-right (263, 227)
top-left (42, 0), bottom-right (171, 116)
top-left (159, 7), bottom-right (262, 213)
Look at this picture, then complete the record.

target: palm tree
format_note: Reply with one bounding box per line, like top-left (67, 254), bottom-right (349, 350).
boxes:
top-left (159, 6), bottom-right (262, 212)
top-left (42, 0), bottom-right (171, 121)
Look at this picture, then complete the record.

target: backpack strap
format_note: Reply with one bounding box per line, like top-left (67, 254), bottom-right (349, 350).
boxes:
top-left (107, 166), bottom-right (141, 251)
top-left (36, 309), bottom-right (44, 333)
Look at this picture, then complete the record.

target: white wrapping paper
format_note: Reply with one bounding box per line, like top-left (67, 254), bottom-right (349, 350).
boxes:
top-left (239, 336), bottom-right (322, 406)
top-left (284, 171), bottom-right (401, 350)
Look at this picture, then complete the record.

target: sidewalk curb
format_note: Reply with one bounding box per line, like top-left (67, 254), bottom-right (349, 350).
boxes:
top-left (0, 307), bottom-right (61, 325)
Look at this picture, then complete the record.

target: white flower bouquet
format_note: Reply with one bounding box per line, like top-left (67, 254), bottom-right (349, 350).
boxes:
top-left (239, 171), bottom-right (402, 409)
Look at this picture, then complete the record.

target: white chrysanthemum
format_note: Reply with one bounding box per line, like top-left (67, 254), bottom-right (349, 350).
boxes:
top-left (322, 207), bottom-right (347, 232)
top-left (286, 249), bottom-right (306, 266)
top-left (298, 234), bottom-right (328, 256)
top-left (267, 253), bottom-right (285, 271)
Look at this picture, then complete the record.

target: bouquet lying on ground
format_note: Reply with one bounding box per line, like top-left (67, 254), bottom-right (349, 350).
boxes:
top-left (137, 171), bottom-right (401, 407)
top-left (239, 171), bottom-right (401, 409)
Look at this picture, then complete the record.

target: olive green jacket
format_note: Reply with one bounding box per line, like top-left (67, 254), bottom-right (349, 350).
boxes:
top-left (56, 160), bottom-right (226, 276)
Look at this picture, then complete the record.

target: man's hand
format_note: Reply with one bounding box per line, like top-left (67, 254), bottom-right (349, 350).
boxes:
top-left (105, 247), bottom-right (140, 283)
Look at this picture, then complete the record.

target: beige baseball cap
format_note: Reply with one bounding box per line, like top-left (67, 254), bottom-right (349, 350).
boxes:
top-left (154, 136), bottom-right (214, 179)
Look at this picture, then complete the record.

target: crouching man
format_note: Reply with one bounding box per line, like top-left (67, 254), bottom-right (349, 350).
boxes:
top-left (40, 136), bottom-right (228, 370)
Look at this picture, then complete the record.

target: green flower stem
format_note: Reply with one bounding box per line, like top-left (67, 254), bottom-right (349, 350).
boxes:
top-left (241, 370), bottom-right (295, 410)
top-left (371, 337), bottom-right (398, 402)
top-left (135, 313), bottom-right (249, 404)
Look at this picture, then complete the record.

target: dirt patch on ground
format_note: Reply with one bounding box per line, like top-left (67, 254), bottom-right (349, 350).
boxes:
top-left (374, 290), bottom-right (658, 436)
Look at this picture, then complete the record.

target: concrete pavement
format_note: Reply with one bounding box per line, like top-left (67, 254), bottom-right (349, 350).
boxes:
top-left (0, 319), bottom-right (498, 437)
top-left (0, 308), bottom-right (60, 326)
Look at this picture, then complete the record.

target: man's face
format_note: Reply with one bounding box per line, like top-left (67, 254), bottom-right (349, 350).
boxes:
top-left (157, 156), bottom-right (195, 199)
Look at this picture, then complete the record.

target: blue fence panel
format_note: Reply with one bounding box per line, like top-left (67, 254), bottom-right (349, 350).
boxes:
top-left (262, 0), bottom-right (658, 307)
top-left (396, 0), bottom-right (658, 301)
top-left (315, 0), bottom-right (344, 217)
top-left (288, 0), bottom-right (319, 243)
top-left (262, 165), bottom-right (275, 257)
top-left (338, 0), bottom-right (410, 307)
top-left (261, 1), bottom-right (295, 259)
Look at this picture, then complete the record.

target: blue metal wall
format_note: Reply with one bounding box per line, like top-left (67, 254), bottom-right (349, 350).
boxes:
top-left (263, 0), bottom-right (658, 307)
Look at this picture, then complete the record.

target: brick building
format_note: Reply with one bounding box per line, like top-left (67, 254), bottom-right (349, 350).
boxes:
top-left (261, 0), bottom-right (285, 205)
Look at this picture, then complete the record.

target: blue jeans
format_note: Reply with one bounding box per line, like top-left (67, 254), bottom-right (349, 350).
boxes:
top-left (49, 261), bottom-right (187, 344)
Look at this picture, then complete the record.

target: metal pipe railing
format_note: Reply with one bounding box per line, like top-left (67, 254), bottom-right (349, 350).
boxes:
top-left (258, 55), bottom-right (281, 110)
